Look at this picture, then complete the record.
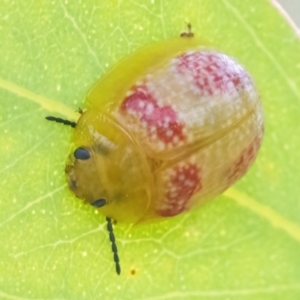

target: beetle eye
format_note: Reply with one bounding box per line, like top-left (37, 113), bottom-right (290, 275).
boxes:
top-left (91, 198), bottom-right (107, 207)
top-left (74, 147), bottom-right (90, 160)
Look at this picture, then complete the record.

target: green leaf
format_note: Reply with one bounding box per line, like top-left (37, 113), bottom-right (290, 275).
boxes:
top-left (1, 0), bottom-right (300, 299)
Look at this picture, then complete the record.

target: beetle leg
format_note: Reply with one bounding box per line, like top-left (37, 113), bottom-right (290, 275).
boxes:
top-left (180, 22), bottom-right (194, 38)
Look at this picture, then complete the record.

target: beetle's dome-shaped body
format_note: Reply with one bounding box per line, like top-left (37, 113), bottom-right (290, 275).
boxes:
top-left (66, 36), bottom-right (263, 224)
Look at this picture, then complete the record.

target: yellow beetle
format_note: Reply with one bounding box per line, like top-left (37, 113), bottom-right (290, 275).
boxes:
top-left (47, 25), bottom-right (264, 275)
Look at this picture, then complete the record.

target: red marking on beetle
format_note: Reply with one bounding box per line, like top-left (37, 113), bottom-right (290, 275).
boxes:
top-left (158, 163), bottom-right (202, 217)
top-left (120, 85), bottom-right (185, 145)
top-left (227, 136), bottom-right (262, 185)
top-left (175, 52), bottom-right (250, 96)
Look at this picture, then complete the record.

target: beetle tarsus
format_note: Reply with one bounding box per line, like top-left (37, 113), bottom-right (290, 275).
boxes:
top-left (180, 22), bottom-right (194, 38)
top-left (77, 108), bottom-right (84, 114)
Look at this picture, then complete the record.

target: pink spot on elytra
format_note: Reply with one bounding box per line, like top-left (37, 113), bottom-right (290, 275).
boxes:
top-left (120, 85), bottom-right (185, 145)
top-left (227, 136), bottom-right (262, 185)
top-left (175, 52), bottom-right (250, 96)
top-left (157, 163), bottom-right (202, 217)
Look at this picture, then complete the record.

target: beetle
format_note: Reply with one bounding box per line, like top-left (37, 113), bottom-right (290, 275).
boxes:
top-left (46, 24), bottom-right (264, 275)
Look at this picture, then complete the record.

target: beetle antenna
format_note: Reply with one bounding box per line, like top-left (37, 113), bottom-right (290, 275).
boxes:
top-left (106, 217), bottom-right (121, 275)
top-left (45, 116), bottom-right (76, 128)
